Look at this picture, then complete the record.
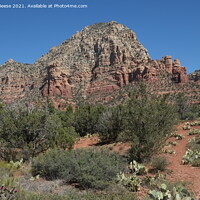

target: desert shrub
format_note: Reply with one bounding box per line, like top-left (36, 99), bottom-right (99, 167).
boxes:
top-left (65, 148), bottom-right (126, 189)
top-left (116, 130), bottom-right (132, 142)
top-left (0, 107), bottom-right (77, 161)
top-left (126, 85), bottom-right (177, 162)
top-left (151, 157), bottom-right (169, 172)
top-left (175, 93), bottom-right (189, 120)
top-left (188, 136), bottom-right (200, 152)
top-left (97, 105), bottom-right (125, 142)
top-left (191, 158), bottom-right (200, 167)
top-left (73, 104), bottom-right (105, 136)
top-left (16, 190), bottom-right (137, 200)
top-left (55, 105), bottom-right (74, 128)
top-left (175, 93), bottom-right (200, 120)
top-left (32, 148), bottom-right (127, 189)
top-left (32, 149), bottom-right (71, 180)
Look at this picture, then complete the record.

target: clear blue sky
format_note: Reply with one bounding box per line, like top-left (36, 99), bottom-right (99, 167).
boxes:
top-left (0, 0), bottom-right (199, 73)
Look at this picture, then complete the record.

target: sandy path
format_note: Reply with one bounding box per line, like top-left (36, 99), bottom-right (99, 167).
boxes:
top-left (73, 123), bottom-right (200, 197)
top-left (165, 124), bottom-right (200, 197)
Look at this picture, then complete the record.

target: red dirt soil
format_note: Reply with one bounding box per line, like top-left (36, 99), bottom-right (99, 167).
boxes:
top-left (73, 136), bottom-right (131, 155)
top-left (164, 123), bottom-right (200, 198)
top-left (73, 123), bottom-right (200, 198)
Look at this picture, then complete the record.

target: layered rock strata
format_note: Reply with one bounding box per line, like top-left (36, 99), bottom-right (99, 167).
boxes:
top-left (0, 21), bottom-right (196, 107)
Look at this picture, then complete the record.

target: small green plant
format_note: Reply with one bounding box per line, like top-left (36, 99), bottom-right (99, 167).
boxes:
top-left (188, 135), bottom-right (200, 152)
top-left (129, 160), bottom-right (147, 175)
top-left (151, 157), bottom-right (169, 172)
top-left (175, 135), bottom-right (185, 140)
top-left (171, 133), bottom-right (185, 140)
top-left (182, 149), bottom-right (200, 165)
top-left (187, 129), bottom-right (200, 135)
top-left (148, 183), bottom-right (193, 200)
top-left (116, 172), bottom-right (141, 192)
top-left (188, 137), bottom-right (196, 143)
top-left (163, 149), bottom-right (176, 154)
top-left (9, 159), bottom-right (23, 170)
top-left (148, 184), bottom-right (171, 200)
top-left (182, 125), bottom-right (191, 130)
top-left (0, 161), bottom-right (12, 170)
top-left (190, 121), bottom-right (200, 126)
top-left (29, 175), bottom-right (40, 181)
top-left (168, 141), bottom-right (177, 146)
top-left (191, 158), bottom-right (200, 167)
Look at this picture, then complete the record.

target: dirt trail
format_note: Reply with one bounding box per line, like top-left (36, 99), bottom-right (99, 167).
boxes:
top-left (164, 124), bottom-right (200, 197)
top-left (73, 123), bottom-right (200, 197)
top-left (73, 136), bottom-right (99, 149)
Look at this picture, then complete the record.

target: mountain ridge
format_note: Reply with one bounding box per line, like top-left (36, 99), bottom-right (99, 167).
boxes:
top-left (0, 21), bottom-right (199, 107)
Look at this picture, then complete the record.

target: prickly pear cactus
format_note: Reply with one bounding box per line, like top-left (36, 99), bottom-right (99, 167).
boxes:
top-left (163, 149), bottom-right (176, 154)
top-left (129, 160), bottom-right (147, 175)
top-left (187, 129), bottom-right (200, 135)
top-left (190, 121), bottom-right (200, 126)
top-left (9, 158), bottom-right (23, 169)
top-left (182, 149), bottom-right (200, 165)
top-left (116, 172), bottom-right (141, 192)
top-left (182, 125), bottom-right (191, 130)
top-left (148, 184), bottom-right (193, 200)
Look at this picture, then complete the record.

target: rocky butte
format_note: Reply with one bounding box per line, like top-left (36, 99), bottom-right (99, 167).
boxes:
top-left (0, 21), bottom-right (199, 107)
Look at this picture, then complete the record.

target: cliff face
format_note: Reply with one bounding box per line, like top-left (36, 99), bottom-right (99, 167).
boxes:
top-left (0, 21), bottom-right (198, 107)
top-left (0, 59), bottom-right (42, 103)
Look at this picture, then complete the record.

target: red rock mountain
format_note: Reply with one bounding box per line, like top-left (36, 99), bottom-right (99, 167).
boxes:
top-left (0, 21), bottom-right (199, 107)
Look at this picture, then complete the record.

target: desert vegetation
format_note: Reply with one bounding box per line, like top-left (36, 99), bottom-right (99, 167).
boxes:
top-left (0, 85), bottom-right (200, 199)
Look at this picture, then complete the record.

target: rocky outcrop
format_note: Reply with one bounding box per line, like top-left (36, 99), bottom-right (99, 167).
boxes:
top-left (0, 59), bottom-right (43, 103)
top-left (0, 21), bottom-right (197, 107)
top-left (41, 62), bottom-right (73, 99)
top-left (189, 70), bottom-right (200, 84)
top-left (156, 56), bottom-right (188, 83)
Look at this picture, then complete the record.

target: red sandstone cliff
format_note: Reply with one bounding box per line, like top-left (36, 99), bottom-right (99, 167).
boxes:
top-left (0, 21), bottom-right (198, 107)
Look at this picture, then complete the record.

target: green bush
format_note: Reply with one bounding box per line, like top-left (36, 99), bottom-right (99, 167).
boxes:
top-left (32, 149), bottom-right (70, 180)
top-left (0, 107), bottom-right (77, 161)
top-left (192, 158), bottom-right (200, 167)
top-left (175, 93), bottom-right (200, 120)
top-left (151, 157), bottom-right (169, 172)
top-left (188, 136), bottom-right (200, 152)
top-left (16, 190), bottom-right (137, 200)
top-left (97, 105), bottom-right (125, 142)
top-left (73, 104), bottom-right (105, 137)
top-left (32, 148), bottom-right (127, 189)
top-left (126, 85), bottom-right (177, 162)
